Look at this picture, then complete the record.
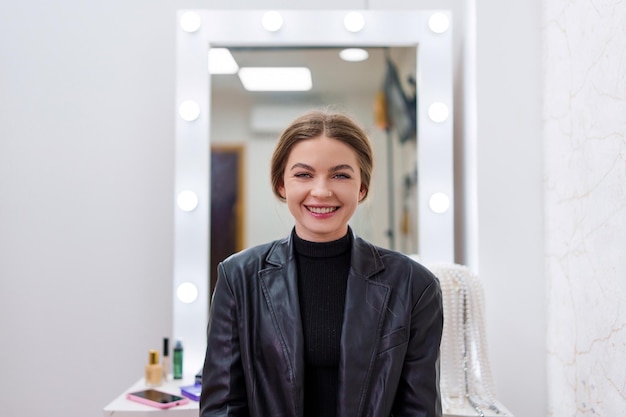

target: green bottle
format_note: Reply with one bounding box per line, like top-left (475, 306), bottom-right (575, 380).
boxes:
top-left (173, 340), bottom-right (183, 379)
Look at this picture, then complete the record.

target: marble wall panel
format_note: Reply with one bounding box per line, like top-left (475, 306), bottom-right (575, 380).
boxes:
top-left (543, 0), bottom-right (626, 415)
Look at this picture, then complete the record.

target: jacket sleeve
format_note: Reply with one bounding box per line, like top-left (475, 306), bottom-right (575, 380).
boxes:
top-left (200, 262), bottom-right (249, 417)
top-left (392, 277), bottom-right (444, 417)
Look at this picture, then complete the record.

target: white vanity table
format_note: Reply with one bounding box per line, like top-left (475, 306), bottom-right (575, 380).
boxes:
top-left (103, 376), bottom-right (199, 417)
top-left (102, 375), bottom-right (512, 417)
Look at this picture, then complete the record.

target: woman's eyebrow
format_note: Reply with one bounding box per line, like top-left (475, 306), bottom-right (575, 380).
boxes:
top-left (289, 163), bottom-right (355, 172)
top-left (289, 162), bottom-right (314, 171)
top-left (330, 164), bottom-right (355, 173)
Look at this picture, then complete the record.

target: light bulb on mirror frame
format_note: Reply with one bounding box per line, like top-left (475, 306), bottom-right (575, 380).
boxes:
top-left (179, 100), bottom-right (201, 122)
top-left (344, 11), bottom-right (365, 33)
top-left (176, 282), bottom-right (199, 304)
top-left (429, 192), bottom-right (450, 214)
top-left (262, 11), bottom-right (283, 32)
top-left (428, 12), bottom-right (450, 34)
top-left (180, 11), bottom-right (202, 33)
top-left (177, 190), bottom-right (199, 212)
top-left (428, 102), bottom-right (449, 123)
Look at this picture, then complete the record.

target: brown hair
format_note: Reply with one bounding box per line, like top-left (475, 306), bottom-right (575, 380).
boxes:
top-left (270, 109), bottom-right (374, 202)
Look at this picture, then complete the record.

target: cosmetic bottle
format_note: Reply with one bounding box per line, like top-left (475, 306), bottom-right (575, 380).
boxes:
top-left (145, 349), bottom-right (163, 387)
top-left (173, 340), bottom-right (183, 380)
top-left (162, 337), bottom-right (170, 381)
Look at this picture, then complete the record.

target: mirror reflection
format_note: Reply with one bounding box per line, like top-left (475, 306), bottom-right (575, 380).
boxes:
top-left (209, 46), bottom-right (418, 289)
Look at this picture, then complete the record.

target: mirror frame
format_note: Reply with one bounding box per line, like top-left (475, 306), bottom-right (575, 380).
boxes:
top-left (174, 9), bottom-right (453, 374)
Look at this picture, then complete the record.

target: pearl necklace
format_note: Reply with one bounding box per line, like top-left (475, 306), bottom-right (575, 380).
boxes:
top-left (428, 263), bottom-right (509, 417)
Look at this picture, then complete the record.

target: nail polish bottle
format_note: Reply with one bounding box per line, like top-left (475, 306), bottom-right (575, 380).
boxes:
top-left (173, 340), bottom-right (183, 380)
top-left (162, 338), bottom-right (170, 381)
top-left (145, 349), bottom-right (163, 387)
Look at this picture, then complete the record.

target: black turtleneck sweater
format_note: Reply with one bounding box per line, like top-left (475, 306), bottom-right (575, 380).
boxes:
top-left (293, 230), bottom-right (351, 417)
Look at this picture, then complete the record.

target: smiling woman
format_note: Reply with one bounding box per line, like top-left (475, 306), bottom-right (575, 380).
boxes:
top-left (274, 113), bottom-right (370, 242)
top-left (174, 8), bottom-right (454, 376)
top-left (200, 109), bottom-right (444, 417)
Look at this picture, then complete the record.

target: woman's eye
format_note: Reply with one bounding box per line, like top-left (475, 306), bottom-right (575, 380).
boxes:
top-left (333, 173), bottom-right (351, 179)
top-left (294, 172), bottom-right (312, 178)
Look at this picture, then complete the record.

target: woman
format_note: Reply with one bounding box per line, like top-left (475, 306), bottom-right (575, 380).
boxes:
top-left (200, 110), bottom-right (443, 417)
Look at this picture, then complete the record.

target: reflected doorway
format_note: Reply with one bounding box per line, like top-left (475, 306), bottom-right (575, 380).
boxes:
top-left (210, 145), bottom-right (245, 295)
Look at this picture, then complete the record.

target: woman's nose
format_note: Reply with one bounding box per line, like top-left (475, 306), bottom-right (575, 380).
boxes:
top-left (310, 181), bottom-right (332, 198)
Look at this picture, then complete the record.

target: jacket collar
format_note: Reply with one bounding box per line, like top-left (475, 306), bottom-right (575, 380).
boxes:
top-left (261, 227), bottom-right (389, 417)
top-left (265, 227), bottom-right (385, 278)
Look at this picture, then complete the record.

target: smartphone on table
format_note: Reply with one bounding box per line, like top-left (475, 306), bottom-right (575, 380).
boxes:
top-left (126, 389), bottom-right (190, 409)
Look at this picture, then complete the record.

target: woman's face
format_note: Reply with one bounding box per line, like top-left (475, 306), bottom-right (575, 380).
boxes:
top-left (278, 135), bottom-right (366, 242)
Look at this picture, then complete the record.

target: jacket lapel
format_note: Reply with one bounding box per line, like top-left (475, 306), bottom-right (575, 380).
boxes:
top-left (257, 233), bottom-right (389, 417)
top-left (338, 235), bottom-right (389, 417)
top-left (258, 237), bottom-right (305, 416)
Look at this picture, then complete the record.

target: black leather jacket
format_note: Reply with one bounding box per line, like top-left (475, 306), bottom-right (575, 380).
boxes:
top-left (200, 230), bottom-right (443, 417)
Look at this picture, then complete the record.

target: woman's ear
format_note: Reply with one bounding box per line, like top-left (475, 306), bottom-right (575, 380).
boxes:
top-left (278, 184), bottom-right (286, 199)
top-left (359, 185), bottom-right (367, 202)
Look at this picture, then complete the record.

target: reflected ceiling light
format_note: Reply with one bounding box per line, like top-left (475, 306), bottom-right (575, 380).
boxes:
top-left (180, 11), bottom-right (202, 33)
top-left (429, 192), bottom-right (451, 213)
top-left (238, 67), bottom-right (312, 91)
top-left (344, 11), bottom-right (365, 33)
top-left (428, 102), bottom-right (449, 123)
top-left (179, 100), bottom-right (201, 121)
top-left (262, 11), bottom-right (283, 32)
top-left (177, 190), bottom-right (199, 211)
top-left (339, 48), bottom-right (369, 62)
top-left (209, 48), bottom-right (239, 74)
top-left (176, 282), bottom-right (199, 304)
top-left (428, 12), bottom-right (450, 34)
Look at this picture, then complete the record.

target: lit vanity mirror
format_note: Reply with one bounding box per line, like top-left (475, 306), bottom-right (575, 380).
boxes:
top-left (175, 9), bottom-right (453, 374)
top-left (210, 45), bottom-right (419, 293)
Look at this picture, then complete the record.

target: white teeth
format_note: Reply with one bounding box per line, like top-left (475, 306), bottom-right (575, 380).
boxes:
top-left (308, 206), bottom-right (336, 214)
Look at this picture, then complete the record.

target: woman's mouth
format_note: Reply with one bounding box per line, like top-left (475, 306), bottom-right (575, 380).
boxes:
top-left (306, 206), bottom-right (338, 214)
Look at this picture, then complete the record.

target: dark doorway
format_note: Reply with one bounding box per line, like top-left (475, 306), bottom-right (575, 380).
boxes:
top-left (210, 145), bottom-right (245, 295)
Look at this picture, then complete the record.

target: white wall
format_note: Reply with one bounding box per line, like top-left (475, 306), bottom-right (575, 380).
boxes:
top-left (0, 2), bottom-right (179, 416)
top-left (473, 1), bottom-right (546, 416)
top-left (0, 1), bottom-right (550, 417)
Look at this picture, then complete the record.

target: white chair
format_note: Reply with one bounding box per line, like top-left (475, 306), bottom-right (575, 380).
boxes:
top-left (427, 263), bottom-right (514, 417)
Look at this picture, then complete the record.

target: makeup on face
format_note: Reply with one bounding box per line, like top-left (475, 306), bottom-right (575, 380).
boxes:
top-left (279, 136), bottom-right (365, 242)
